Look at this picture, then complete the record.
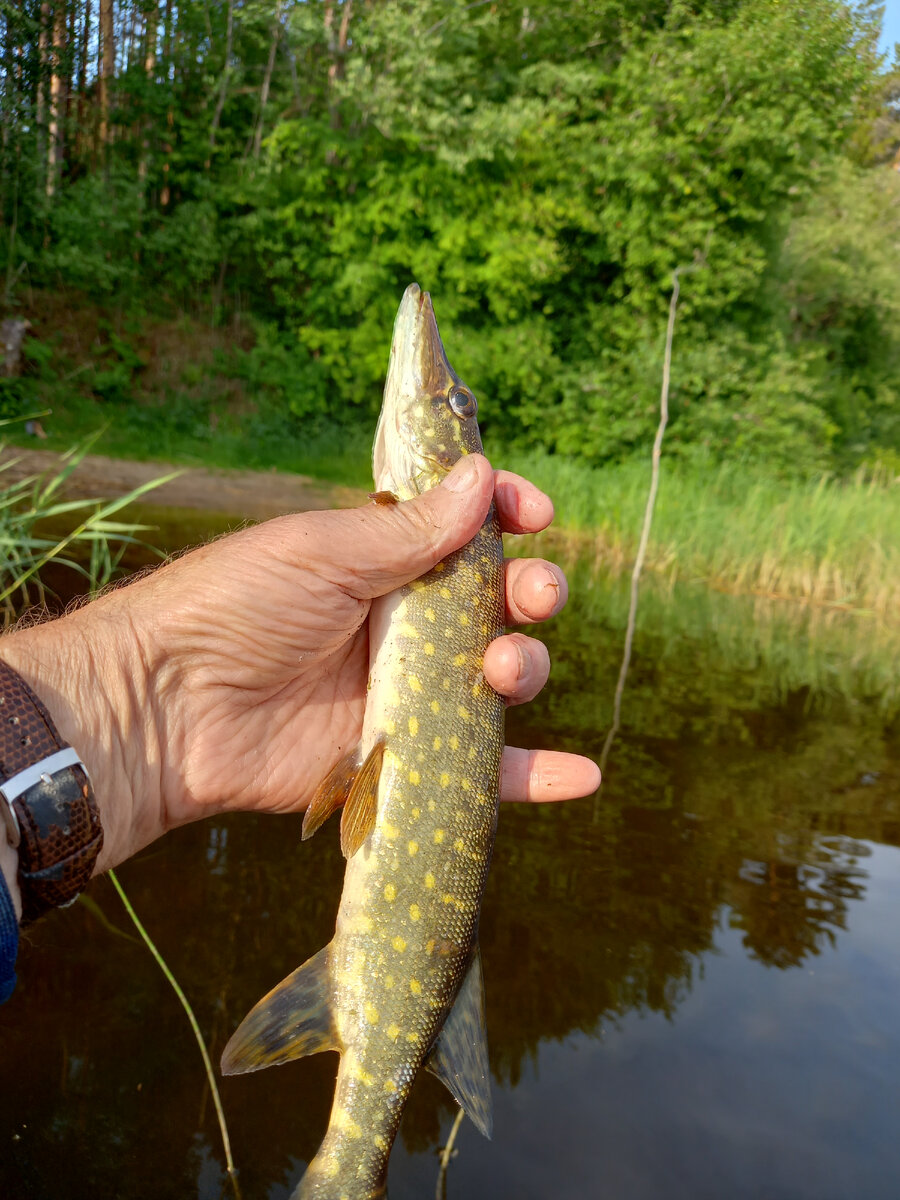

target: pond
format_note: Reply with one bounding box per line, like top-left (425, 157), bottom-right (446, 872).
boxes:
top-left (0, 512), bottom-right (898, 1200)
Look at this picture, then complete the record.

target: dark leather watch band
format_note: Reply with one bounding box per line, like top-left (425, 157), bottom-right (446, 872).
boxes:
top-left (0, 659), bottom-right (103, 925)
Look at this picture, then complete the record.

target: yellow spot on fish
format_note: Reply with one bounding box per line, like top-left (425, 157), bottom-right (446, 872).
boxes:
top-left (440, 773), bottom-right (450, 788)
top-left (433, 736), bottom-right (442, 751)
top-left (384, 719), bottom-right (396, 735)
top-left (406, 1031), bottom-right (420, 1044)
top-left (333, 1109), bottom-right (364, 1139)
top-left (408, 675), bottom-right (422, 693)
top-left (385, 974), bottom-right (395, 989)
top-left (353, 914), bottom-right (374, 933)
top-left (409, 769), bottom-right (420, 785)
top-left (411, 806), bottom-right (421, 819)
top-left (433, 829), bottom-right (445, 844)
top-left (442, 677), bottom-right (452, 689)
top-left (383, 822), bottom-right (400, 840)
top-left (425, 872), bottom-right (435, 888)
top-left (453, 653), bottom-right (467, 667)
top-left (433, 561), bottom-right (445, 572)
top-left (424, 642), bottom-right (435, 656)
top-left (468, 745), bottom-right (477, 760)
top-left (410, 580), bottom-right (426, 592)
top-left (409, 978), bottom-right (422, 995)
top-left (408, 840), bottom-right (419, 856)
top-left (431, 700), bottom-right (440, 714)
top-left (459, 612), bottom-right (470, 626)
top-left (364, 1002), bottom-right (379, 1025)
top-left (374, 1134), bottom-right (388, 1150)
top-left (408, 716), bottom-right (419, 736)
top-left (427, 799), bottom-right (436, 812)
top-left (399, 623), bottom-right (419, 638)
top-left (426, 938), bottom-right (436, 955)
top-left (458, 705), bottom-right (471, 722)
top-left (384, 883), bottom-right (396, 902)
top-left (425, 607), bottom-right (436, 622)
top-left (449, 735), bottom-right (459, 751)
top-left (392, 936), bottom-right (407, 953)
top-left (461, 778), bottom-right (471, 791)
top-left (455, 838), bottom-right (466, 853)
top-left (409, 904), bottom-right (421, 921)
top-left (439, 586), bottom-right (451, 599)
top-left (323, 1158), bottom-right (340, 1178)
top-left (349, 1060), bottom-right (375, 1087)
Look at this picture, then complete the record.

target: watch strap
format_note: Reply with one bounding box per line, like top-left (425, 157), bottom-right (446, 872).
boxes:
top-left (0, 659), bottom-right (103, 925)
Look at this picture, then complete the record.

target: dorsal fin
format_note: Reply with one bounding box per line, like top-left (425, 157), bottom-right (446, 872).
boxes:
top-left (220, 945), bottom-right (337, 1075)
top-left (425, 947), bottom-right (493, 1139)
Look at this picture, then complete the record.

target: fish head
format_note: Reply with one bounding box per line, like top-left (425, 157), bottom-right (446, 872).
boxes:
top-left (373, 283), bottom-right (483, 497)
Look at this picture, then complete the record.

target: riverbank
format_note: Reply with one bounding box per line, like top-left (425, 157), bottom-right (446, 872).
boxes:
top-left (3, 439), bottom-right (897, 621)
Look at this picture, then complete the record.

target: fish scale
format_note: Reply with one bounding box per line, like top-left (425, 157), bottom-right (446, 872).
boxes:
top-left (222, 284), bottom-right (506, 1200)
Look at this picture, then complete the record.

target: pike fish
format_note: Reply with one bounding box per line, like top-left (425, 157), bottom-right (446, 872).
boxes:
top-left (221, 283), bottom-right (505, 1199)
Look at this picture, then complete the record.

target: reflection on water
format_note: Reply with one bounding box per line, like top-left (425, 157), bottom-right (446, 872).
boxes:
top-left (0, 534), bottom-right (898, 1198)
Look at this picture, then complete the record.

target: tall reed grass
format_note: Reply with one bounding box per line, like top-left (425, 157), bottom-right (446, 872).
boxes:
top-left (498, 449), bottom-right (899, 618)
top-left (0, 433), bottom-right (174, 622)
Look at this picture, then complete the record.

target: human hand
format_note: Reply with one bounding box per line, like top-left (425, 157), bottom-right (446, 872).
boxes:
top-left (0, 455), bottom-right (599, 876)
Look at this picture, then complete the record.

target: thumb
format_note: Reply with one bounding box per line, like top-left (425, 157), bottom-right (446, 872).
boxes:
top-left (303, 454), bottom-right (495, 600)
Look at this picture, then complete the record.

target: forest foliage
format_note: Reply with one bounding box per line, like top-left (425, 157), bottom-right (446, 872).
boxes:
top-left (1, 0), bottom-right (899, 476)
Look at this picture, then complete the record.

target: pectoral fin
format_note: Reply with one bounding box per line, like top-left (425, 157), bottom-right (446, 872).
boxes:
top-left (221, 945), bottom-right (337, 1075)
top-left (425, 947), bottom-right (493, 1139)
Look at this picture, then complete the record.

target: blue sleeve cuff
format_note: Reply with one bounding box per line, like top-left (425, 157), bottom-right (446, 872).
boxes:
top-left (0, 865), bottom-right (18, 1005)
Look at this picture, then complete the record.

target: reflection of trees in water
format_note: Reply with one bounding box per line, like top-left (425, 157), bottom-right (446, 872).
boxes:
top-left (729, 838), bottom-right (870, 969)
top-left (4, 573), bottom-right (898, 1197)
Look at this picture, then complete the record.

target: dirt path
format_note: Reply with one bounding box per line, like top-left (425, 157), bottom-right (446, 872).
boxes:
top-left (0, 447), bottom-right (368, 523)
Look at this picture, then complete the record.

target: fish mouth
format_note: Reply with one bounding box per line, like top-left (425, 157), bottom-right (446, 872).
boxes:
top-left (373, 283), bottom-right (455, 495)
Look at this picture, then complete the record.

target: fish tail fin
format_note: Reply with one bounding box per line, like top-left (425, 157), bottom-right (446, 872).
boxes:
top-left (221, 943), bottom-right (337, 1075)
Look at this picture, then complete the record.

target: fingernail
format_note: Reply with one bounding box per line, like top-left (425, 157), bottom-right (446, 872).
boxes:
top-left (538, 568), bottom-right (564, 615)
top-left (443, 456), bottom-right (478, 493)
top-left (515, 640), bottom-right (531, 681)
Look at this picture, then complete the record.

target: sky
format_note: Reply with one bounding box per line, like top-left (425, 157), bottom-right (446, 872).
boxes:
top-left (880, 0), bottom-right (900, 60)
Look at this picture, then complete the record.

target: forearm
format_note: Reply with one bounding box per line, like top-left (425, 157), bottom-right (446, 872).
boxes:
top-left (0, 595), bottom-right (166, 911)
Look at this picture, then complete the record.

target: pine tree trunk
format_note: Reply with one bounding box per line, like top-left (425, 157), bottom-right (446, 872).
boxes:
top-left (46, 1), bottom-right (67, 197)
top-left (37, 1), bottom-right (50, 165)
top-left (137, 0), bottom-right (156, 185)
top-left (99, 0), bottom-right (115, 153)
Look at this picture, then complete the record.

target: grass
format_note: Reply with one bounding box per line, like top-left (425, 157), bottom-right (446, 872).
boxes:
top-left (500, 448), bottom-right (900, 618)
top-left (4, 290), bottom-right (897, 619)
top-left (0, 431), bottom-right (176, 623)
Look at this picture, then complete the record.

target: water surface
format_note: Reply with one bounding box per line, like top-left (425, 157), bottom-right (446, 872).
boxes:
top-left (0, 521), bottom-right (897, 1199)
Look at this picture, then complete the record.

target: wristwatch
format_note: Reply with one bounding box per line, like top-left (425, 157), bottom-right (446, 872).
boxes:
top-left (0, 659), bottom-right (103, 925)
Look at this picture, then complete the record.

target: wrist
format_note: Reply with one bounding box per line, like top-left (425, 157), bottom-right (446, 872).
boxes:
top-left (0, 597), bottom-right (163, 874)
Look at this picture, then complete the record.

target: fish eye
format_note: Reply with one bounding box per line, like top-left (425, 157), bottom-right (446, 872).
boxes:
top-left (448, 385), bottom-right (477, 420)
